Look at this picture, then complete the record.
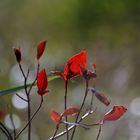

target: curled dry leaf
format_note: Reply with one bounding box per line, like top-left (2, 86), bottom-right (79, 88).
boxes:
top-left (50, 111), bottom-right (62, 124)
top-left (95, 91), bottom-right (111, 106)
top-left (101, 106), bottom-right (127, 124)
top-left (37, 69), bottom-right (48, 96)
top-left (37, 40), bottom-right (47, 60)
top-left (61, 107), bottom-right (80, 117)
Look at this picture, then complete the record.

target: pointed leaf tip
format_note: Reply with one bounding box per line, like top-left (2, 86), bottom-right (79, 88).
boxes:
top-left (37, 40), bottom-right (47, 60)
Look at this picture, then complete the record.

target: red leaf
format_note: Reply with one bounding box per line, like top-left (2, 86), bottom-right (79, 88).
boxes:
top-left (37, 40), bottom-right (47, 60)
top-left (0, 111), bottom-right (5, 120)
top-left (50, 111), bottom-right (62, 124)
top-left (101, 106), bottom-right (127, 124)
top-left (61, 107), bottom-right (80, 117)
top-left (95, 91), bottom-right (110, 106)
top-left (37, 69), bottom-right (48, 96)
top-left (64, 50), bottom-right (86, 81)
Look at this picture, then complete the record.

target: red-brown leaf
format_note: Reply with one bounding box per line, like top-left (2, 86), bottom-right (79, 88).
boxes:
top-left (101, 106), bottom-right (127, 124)
top-left (64, 50), bottom-right (86, 81)
top-left (61, 107), bottom-right (80, 117)
top-left (95, 91), bottom-right (111, 106)
top-left (37, 40), bottom-right (46, 60)
top-left (50, 111), bottom-right (62, 124)
top-left (37, 69), bottom-right (48, 96)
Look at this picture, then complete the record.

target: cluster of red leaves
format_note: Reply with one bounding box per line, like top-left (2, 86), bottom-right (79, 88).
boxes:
top-left (52, 50), bottom-right (86, 82)
top-left (50, 107), bottom-right (80, 124)
top-left (13, 41), bottom-right (127, 136)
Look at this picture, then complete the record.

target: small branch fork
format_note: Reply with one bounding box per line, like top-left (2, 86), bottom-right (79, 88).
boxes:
top-left (13, 63), bottom-right (41, 140)
top-left (48, 109), bottom-right (97, 140)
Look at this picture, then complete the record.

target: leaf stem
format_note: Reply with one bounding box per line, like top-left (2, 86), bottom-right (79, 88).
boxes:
top-left (51, 124), bottom-right (59, 140)
top-left (70, 80), bottom-right (89, 140)
top-left (96, 124), bottom-right (102, 140)
top-left (16, 96), bottom-right (43, 139)
top-left (64, 80), bottom-right (69, 140)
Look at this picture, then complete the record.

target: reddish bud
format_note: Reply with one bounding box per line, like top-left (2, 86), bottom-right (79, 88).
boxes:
top-left (13, 48), bottom-right (21, 63)
top-left (50, 111), bottom-right (62, 124)
top-left (95, 91), bottom-right (111, 106)
top-left (101, 106), bottom-right (127, 124)
top-left (37, 40), bottom-right (46, 60)
top-left (37, 69), bottom-right (48, 96)
top-left (61, 107), bottom-right (80, 117)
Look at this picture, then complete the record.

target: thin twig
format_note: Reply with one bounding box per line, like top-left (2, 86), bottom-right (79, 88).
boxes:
top-left (48, 109), bottom-right (95, 140)
top-left (0, 125), bottom-right (11, 139)
top-left (71, 80), bottom-right (89, 140)
top-left (62, 121), bottom-right (90, 129)
top-left (15, 96), bottom-right (43, 139)
top-left (28, 63), bottom-right (40, 94)
top-left (0, 122), bottom-right (13, 140)
top-left (64, 80), bottom-right (69, 140)
top-left (16, 93), bottom-right (28, 102)
top-left (96, 124), bottom-right (102, 140)
top-left (51, 125), bottom-right (59, 140)
top-left (10, 113), bottom-right (16, 139)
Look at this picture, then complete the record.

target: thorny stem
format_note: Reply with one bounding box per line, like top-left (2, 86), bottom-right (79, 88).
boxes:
top-left (48, 109), bottom-right (96, 140)
top-left (64, 80), bottom-right (69, 140)
top-left (96, 124), bottom-right (102, 140)
top-left (70, 80), bottom-right (89, 140)
top-left (15, 96), bottom-right (43, 139)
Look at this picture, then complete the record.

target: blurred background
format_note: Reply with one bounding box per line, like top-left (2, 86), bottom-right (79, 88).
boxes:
top-left (0, 0), bottom-right (140, 139)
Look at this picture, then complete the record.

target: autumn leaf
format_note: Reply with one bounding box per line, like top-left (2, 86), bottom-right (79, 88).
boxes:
top-left (101, 106), bottom-right (127, 124)
top-left (63, 50), bottom-right (86, 81)
top-left (61, 107), bottom-right (80, 117)
top-left (50, 111), bottom-right (62, 124)
top-left (95, 91), bottom-right (110, 106)
top-left (37, 40), bottom-right (47, 60)
top-left (37, 69), bottom-right (48, 96)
